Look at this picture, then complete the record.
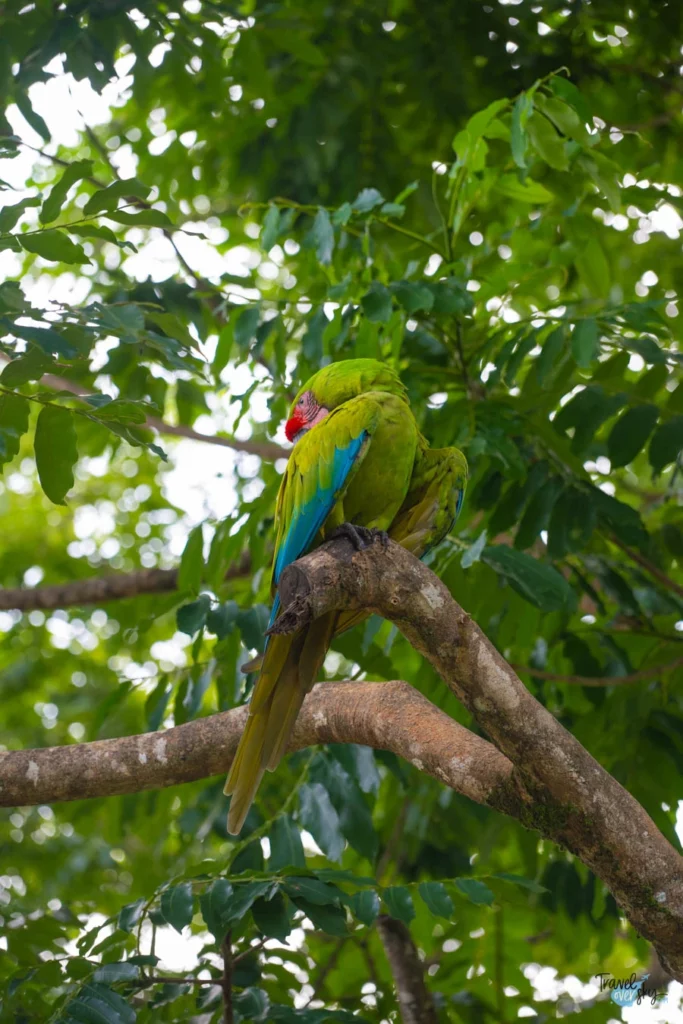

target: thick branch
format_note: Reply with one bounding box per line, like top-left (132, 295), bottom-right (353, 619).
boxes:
top-left (272, 537), bottom-right (683, 981)
top-left (0, 680), bottom-right (515, 811)
top-left (376, 916), bottom-right (438, 1024)
top-left (0, 553), bottom-right (250, 612)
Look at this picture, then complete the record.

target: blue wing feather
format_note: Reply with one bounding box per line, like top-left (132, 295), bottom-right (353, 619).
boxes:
top-left (267, 432), bottom-right (368, 628)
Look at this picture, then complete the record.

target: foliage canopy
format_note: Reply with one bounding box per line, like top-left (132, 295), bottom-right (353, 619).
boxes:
top-left (0, 1), bottom-right (682, 1021)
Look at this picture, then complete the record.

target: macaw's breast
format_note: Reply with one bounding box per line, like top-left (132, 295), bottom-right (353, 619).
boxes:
top-left (341, 391), bottom-right (418, 530)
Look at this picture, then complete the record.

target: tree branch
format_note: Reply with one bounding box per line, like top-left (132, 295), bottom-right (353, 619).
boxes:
top-left (0, 553), bottom-right (250, 611)
top-left (0, 680), bottom-right (514, 810)
top-left (269, 536), bottom-right (683, 981)
top-left (0, 356), bottom-right (286, 461)
top-left (609, 534), bottom-right (683, 600)
top-left (511, 656), bottom-right (683, 686)
top-left (376, 915), bottom-right (438, 1024)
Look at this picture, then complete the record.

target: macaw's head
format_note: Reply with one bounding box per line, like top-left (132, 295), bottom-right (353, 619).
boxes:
top-left (284, 358), bottom-right (407, 444)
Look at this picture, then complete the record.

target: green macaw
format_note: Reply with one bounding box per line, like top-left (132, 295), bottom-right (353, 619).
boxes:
top-left (225, 358), bottom-right (467, 834)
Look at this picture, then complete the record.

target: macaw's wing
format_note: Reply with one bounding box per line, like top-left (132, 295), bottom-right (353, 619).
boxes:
top-left (266, 395), bottom-right (381, 625)
top-left (319, 445), bottom-right (468, 644)
top-left (389, 445), bottom-right (468, 556)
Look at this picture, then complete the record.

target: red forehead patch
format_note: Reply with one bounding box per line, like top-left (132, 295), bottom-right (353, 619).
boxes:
top-left (285, 410), bottom-right (305, 442)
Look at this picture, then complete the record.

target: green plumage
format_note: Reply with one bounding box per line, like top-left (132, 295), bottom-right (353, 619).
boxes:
top-left (225, 359), bottom-right (467, 834)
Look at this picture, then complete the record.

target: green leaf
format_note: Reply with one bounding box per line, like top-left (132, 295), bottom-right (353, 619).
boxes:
top-left (574, 239), bottom-right (610, 299)
top-left (282, 876), bottom-right (341, 906)
top-left (93, 962), bottom-right (140, 984)
top-left (0, 392), bottom-right (29, 468)
top-left (0, 196), bottom-right (41, 232)
top-left (352, 188), bottom-right (384, 213)
top-left (213, 321), bottom-right (234, 378)
top-left (62, 982), bottom-right (136, 1024)
top-left (418, 882), bottom-right (455, 919)
top-left (455, 877), bottom-right (495, 906)
top-left (390, 280), bottom-right (434, 314)
top-left (310, 754), bottom-right (378, 860)
top-left (311, 207), bottom-right (334, 264)
top-left (348, 889), bottom-right (380, 926)
top-left (510, 94), bottom-right (532, 170)
top-left (298, 782), bottom-right (345, 862)
top-left (527, 111), bottom-right (569, 171)
top-left (294, 898), bottom-right (348, 936)
top-left (176, 594), bottom-right (211, 636)
top-left (269, 815), bottom-right (306, 870)
top-left (494, 174), bottom-right (553, 203)
top-left (0, 346), bottom-right (53, 386)
top-left (0, 281), bottom-right (27, 314)
top-left (236, 604), bottom-right (270, 651)
top-left (607, 404), bottom-right (659, 467)
top-left (159, 882), bottom-right (194, 934)
top-left (571, 319), bottom-right (599, 367)
top-left (200, 880), bottom-right (235, 942)
top-left (383, 886), bottom-right (415, 925)
top-left (40, 160), bottom-right (94, 224)
top-left (361, 283), bottom-right (393, 323)
top-left (591, 488), bottom-right (648, 548)
top-left (83, 177), bottom-right (152, 216)
top-left (105, 208), bottom-right (174, 228)
top-left (302, 307), bottom-right (326, 364)
top-left (70, 223), bottom-right (121, 244)
top-left (261, 204), bottom-right (281, 250)
top-left (34, 405), bottom-right (78, 505)
top-left (178, 523), bottom-right (204, 596)
top-left (234, 986), bottom-right (270, 1021)
top-left (224, 882), bottom-right (273, 926)
top-left (332, 201), bottom-right (353, 226)
top-left (252, 891), bottom-right (292, 941)
top-left (481, 545), bottom-right (575, 612)
top-left (2, 318), bottom-right (80, 358)
top-left (207, 600), bottom-right (240, 639)
top-left (234, 306), bottom-right (261, 350)
top-left (15, 93), bottom-right (50, 142)
top-left (536, 325), bottom-right (567, 385)
top-left (117, 898), bottom-right (146, 934)
top-left (19, 229), bottom-right (90, 264)
top-left (145, 677), bottom-right (173, 731)
top-left (199, 879), bottom-right (234, 941)
top-left (327, 744), bottom-right (380, 796)
top-left (535, 93), bottom-right (590, 145)
top-left (547, 486), bottom-right (596, 559)
top-left (549, 75), bottom-right (592, 126)
top-left (649, 415), bottom-right (683, 473)
top-left (98, 303), bottom-right (144, 339)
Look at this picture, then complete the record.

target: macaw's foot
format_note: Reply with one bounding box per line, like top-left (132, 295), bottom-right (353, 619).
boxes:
top-left (330, 523), bottom-right (390, 551)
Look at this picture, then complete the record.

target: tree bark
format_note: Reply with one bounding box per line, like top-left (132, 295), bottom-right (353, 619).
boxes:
top-left (0, 553), bottom-right (250, 611)
top-left (377, 916), bottom-right (439, 1024)
top-left (269, 536), bottom-right (683, 981)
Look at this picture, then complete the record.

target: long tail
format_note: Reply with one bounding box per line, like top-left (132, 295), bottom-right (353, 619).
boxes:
top-left (224, 613), bottom-right (335, 835)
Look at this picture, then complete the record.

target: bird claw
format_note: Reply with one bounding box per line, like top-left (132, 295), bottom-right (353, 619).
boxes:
top-left (330, 523), bottom-right (390, 551)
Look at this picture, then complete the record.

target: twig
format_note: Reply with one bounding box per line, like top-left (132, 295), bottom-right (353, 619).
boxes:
top-left (376, 915), bottom-right (438, 1024)
top-left (609, 535), bottom-right (683, 600)
top-left (221, 932), bottom-right (233, 1024)
top-left (305, 937), bottom-right (347, 1005)
top-left (0, 355), bottom-right (286, 461)
top-left (511, 656), bottom-right (683, 687)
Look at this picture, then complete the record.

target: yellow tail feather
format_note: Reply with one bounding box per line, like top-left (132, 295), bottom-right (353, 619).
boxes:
top-left (225, 617), bottom-right (332, 835)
